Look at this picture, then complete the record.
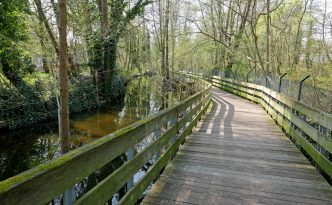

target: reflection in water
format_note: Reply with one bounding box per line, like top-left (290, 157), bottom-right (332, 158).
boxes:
top-left (0, 76), bottom-right (196, 181)
top-left (0, 125), bottom-right (60, 181)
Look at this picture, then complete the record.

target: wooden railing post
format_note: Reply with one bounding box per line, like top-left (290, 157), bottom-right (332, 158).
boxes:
top-left (170, 116), bottom-right (177, 143)
top-left (126, 148), bottom-right (134, 190)
top-left (63, 186), bottom-right (76, 205)
top-left (154, 128), bottom-right (161, 159)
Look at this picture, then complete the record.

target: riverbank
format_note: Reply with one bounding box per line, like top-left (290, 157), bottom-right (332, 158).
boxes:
top-left (0, 74), bottom-right (129, 130)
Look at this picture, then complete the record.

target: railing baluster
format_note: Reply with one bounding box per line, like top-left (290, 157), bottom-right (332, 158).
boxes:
top-left (63, 186), bottom-right (76, 205)
top-left (154, 127), bottom-right (161, 159)
top-left (126, 148), bottom-right (134, 190)
top-left (170, 117), bottom-right (177, 143)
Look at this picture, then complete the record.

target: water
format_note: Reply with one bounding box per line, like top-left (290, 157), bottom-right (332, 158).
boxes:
top-left (0, 76), bottom-right (197, 181)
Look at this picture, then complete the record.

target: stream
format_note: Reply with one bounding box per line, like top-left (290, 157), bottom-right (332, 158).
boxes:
top-left (0, 76), bottom-right (197, 185)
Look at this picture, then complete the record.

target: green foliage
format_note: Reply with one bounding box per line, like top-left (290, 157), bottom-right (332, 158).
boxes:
top-left (0, 0), bottom-right (29, 67)
top-left (69, 80), bottom-right (100, 113)
top-left (88, 32), bottom-right (104, 70)
top-left (0, 75), bottom-right (101, 129)
top-left (108, 75), bottom-right (126, 102)
top-left (109, 0), bottom-right (151, 38)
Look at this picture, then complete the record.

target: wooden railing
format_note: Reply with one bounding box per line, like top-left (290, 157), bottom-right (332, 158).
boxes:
top-left (0, 76), bottom-right (212, 205)
top-left (212, 76), bottom-right (332, 178)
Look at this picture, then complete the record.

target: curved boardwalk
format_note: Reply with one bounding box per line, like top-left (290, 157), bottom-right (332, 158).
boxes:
top-left (142, 87), bottom-right (332, 205)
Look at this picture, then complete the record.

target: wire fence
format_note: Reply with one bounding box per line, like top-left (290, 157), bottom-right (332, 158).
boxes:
top-left (212, 70), bottom-right (332, 115)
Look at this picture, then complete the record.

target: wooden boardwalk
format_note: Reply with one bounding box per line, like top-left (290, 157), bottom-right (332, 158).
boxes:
top-left (142, 88), bottom-right (332, 205)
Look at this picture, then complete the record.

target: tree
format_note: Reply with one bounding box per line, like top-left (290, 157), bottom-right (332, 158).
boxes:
top-left (34, 0), bottom-right (59, 56)
top-left (0, 1), bottom-right (39, 95)
top-left (94, 0), bottom-right (151, 98)
top-left (59, 0), bottom-right (70, 153)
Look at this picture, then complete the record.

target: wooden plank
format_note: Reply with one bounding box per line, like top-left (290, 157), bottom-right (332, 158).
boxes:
top-left (171, 157), bottom-right (323, 181)
top-left (161, 167), bottom-right (332, 192)
top-left (175, 151), bottom-right (316, 173)
top-left (143, 196), bottom-right (195, 205)
top-left (173, 151), bottom-right (318, 174)
top-left (181, 145), bottom-right (309, 163)
top-left (162, 166), bottom-right (331, 191)
top-left (147, 181), bottom-right (318, 205)
top-left (193, 134), bottom-right (291, 145)
top-left (140, 202), bottom-right (157, 205)
top-left (152, 176), bottom-right (332, 204)
top-left (185, 140), bottom-right (303, 154)
top-left (188, 136), bottom-right (297, 150)
top-left (166, 161), bottom-right (325, 185)
top-left (214, 83), bottom-right (261, 104)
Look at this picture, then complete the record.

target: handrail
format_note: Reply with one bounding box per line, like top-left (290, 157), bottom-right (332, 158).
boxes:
top-left (0, 74), bottom-right (212, 205)
top-left (212, 76), bottom-right (332, 178)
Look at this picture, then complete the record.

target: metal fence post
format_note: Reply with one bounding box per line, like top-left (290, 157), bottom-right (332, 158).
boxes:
top-left (246, 68), bottom-right (255, 82)
top-left (278, 73), bottom-right (287, 93)
top-left (297, 75), bottom-right (310, 101)
top-left (265, 72), bottom-right (271, 88)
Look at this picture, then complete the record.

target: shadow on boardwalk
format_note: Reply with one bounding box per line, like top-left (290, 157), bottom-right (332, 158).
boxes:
top-left (142, 87), bottom-right (332, 205)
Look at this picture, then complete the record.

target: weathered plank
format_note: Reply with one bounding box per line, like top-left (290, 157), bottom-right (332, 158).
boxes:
top-left (153, 177), bottom-right (331, 204)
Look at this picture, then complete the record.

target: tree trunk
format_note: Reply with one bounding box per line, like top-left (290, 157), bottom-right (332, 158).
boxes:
top-left (293, 0), bottom-right (309, 68)
top-left (225, 0), bottom-right (252, 78)
top-left (210, 0), bottom-right (219, 66)
top-left (322, 0), bottom-right (332, 63)
top-left (36, 18), bottom-right (50, 73)
top-left (59, 0), bottom-right (70, 154)
top-left (50, 0), bottom-right (60, 30)
top-left (109, 38), bottom-right (118, 75)
top-left (305, 20), bottom-right (313, 69)
top-left (266, 0), bottom-right (271, 74)
top-left (83, 0), bottom-right (96, 83)
top-left (158, 0), bottom-right (165, 77)
top-left (101, 0), bottom-right (111, 97)
top-left (164, 0), bottom-right (170, 79)
top-left (34, 0), bottom-right (59, 56)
